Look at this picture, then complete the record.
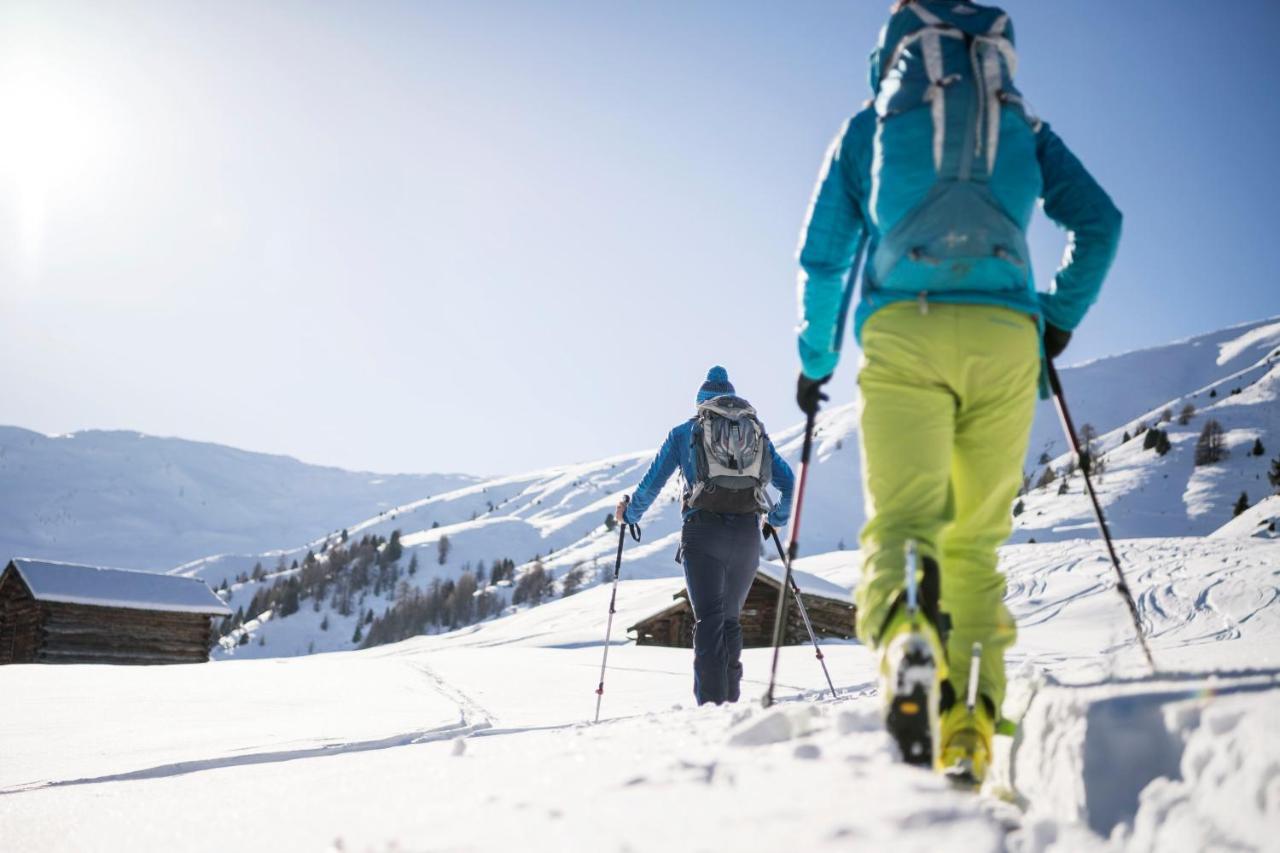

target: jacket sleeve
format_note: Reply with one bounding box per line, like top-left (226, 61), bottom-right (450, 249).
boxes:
top-left (796, 118), bottom-right (869, 380)
top-left (623, 428), bottom-right (681, 524)
top-left (765, 440), bottom-right (796, 528)
top-left (1036, 123), bottom-right (1123, 331)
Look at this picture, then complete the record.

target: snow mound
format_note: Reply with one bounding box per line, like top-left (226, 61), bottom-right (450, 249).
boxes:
top-left (1014, 674), bottom-right (1280, 851)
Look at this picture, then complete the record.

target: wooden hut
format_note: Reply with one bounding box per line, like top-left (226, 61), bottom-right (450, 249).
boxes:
top-left (628, 564), bottom-right (855, 648)
top-left (0, 558), bottom-right (231, 665)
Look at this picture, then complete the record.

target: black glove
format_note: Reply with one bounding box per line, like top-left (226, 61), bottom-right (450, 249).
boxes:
top-left (1044, 324), bottom-right (1072, 360)
top-left (796, 373), bottom-right (831, 416)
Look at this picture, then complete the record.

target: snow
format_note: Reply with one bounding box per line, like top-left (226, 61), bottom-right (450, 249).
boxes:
top-left (756, 557), bottom-right (855, 601)
top-left (2, 536), bottom-right (1278, 852)
top-left (1216, 319), bottom-right (1280, 366)
top-left (8, 558), bottom-right (230, 615)
top-left (1209, 494), bottom-right (1279, 539)
top-left (154, 314), bottom-right (1279, 663)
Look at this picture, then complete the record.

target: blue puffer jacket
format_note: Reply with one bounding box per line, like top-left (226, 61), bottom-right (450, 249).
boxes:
top-left (623, 418), bottom-right (796, 528)
top-left (796, 79), bottom-right (1122, 394)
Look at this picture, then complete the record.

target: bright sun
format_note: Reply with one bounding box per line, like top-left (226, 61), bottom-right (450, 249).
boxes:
top-left (0, 49), bottom-right (113, 274)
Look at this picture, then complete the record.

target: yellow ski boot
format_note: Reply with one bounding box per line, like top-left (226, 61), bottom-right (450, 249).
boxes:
top-left (939, 642), bottom-right (996, 789)
top-left (879, 541), bottom-right (949, 768)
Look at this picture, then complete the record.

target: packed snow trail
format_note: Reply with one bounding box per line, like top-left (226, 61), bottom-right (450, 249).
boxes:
top-left (1, 537), bottom-right (1278, 852)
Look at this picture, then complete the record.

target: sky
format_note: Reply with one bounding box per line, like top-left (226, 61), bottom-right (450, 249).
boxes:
top-left (1, 1), bottom-right (1277, 476)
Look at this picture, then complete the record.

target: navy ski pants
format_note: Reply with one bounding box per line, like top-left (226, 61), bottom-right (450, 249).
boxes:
top-left (681, 512), bottom-right (760, 705)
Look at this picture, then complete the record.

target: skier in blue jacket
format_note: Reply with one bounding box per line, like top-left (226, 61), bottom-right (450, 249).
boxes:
top-left (616, 366), bottom-right (796, 705)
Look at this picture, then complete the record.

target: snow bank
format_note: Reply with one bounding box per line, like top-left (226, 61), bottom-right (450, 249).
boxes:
top-left (1013, 675), bottom-right (1280, 852)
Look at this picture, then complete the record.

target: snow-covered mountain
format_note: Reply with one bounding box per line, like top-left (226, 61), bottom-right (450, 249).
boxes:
top-left (0, 427), bottom-right (474, 570)
top-left (186, 316), bottom-right (1280, 659)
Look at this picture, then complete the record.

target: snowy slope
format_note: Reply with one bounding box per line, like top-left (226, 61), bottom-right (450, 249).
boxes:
top-left (5, 316), bottom-right (1275, 582)
top-left (2, 535), bottom-right (1277, 852)
top-left (186, 408), bottom-right (866, 659)
top-left (1025, 316), bottom-right (1280, 464)
top-left (0, 426), bottom-right (474, 570)
top-left (1013, 347), bottom-right (1280, 542)
top-left (172, 315), bottom-right (1280, 660)
top-left (188, 317), bottom-right (1280, 661)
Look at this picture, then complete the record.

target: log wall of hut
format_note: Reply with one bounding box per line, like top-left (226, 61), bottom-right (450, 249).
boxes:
top-left (0, 567), bottom-right (41, 665)
top-left (630, 575), bottom-right (856, 649)
top-left (0, 566), bottom-right (216, 665)
top-left (35, 601), bottom-right (215, 665)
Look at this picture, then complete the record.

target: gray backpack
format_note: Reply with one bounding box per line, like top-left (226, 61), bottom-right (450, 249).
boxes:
top-left (686, 396), bottom-right (772, 515)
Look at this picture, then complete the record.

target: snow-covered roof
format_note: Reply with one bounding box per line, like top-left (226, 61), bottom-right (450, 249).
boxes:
top-left (6, 558), bottom-right (232, 616)
top-left (755, 562), bottom-right (853, 603)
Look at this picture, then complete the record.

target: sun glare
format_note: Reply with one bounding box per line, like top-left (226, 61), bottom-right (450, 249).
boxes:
top-left (0, 51), bottom-right (113, 279)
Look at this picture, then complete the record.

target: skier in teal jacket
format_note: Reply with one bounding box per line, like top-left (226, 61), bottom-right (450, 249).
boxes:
top-left (794, 0), bottom-right (1121, 783)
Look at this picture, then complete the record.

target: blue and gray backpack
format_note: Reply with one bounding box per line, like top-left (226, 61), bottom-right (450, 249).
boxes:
top-left (686, 396), bottom-right (772, 515)
top-left (869, 0), bottom-right (1043, 297)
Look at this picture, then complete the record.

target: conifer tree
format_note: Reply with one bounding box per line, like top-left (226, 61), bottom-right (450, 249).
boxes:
top-left (1036, 466), bottom-right (1056, 490)
top-left (1194, 420), bottom-right (1227, 466)
top-left (1233, 491), bottom-right (1250, 517)
top-left (561, 564), bottom-right (586, 597)
top-left (437, 535), bottom-right (451, 565)
top-left (1251, 437), bottom-right (1265, 457)
top-left (1012, 499), bottom-right (1025, 517)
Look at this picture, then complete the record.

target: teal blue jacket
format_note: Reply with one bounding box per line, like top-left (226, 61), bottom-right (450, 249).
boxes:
top-left (796, 108), bottom-right (1122, 393)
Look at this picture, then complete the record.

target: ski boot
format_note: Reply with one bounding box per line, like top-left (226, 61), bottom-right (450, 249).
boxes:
top-left (878, 541), bottom-right (949, 768)
top-left (939, 642), bottom-right (995, 789)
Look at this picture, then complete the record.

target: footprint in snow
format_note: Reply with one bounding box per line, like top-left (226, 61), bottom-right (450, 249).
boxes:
top-left (727, 705), bottom-right (821, 747)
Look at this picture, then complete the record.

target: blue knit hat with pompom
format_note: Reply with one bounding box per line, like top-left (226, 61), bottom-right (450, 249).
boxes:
top-left (696, 365), bottom-right (736, 403)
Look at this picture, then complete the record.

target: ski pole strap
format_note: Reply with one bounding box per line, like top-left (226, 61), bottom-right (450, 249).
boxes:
top-left (627, 523), bottom-right (641, 542)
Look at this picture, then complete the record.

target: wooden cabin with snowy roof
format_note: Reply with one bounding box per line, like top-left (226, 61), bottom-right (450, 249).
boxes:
top-left (0, 559), bottom-right (231, 665)
top-left (627, 562), bottom-right (856, 649)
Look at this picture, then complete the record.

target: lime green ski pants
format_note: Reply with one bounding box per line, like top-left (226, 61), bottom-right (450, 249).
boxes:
top-left (854, 301), bottom-right (1040, 712)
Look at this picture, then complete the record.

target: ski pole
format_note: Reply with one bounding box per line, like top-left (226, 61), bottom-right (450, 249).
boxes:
top-left (594, 497), bottom-right (641, 723)
top-left (762, 410), bottom-right (817, 708)
top-left (1047, 360), bottom-right (1157, 672)
top-left (764, 523), bottom-right (837, 699)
